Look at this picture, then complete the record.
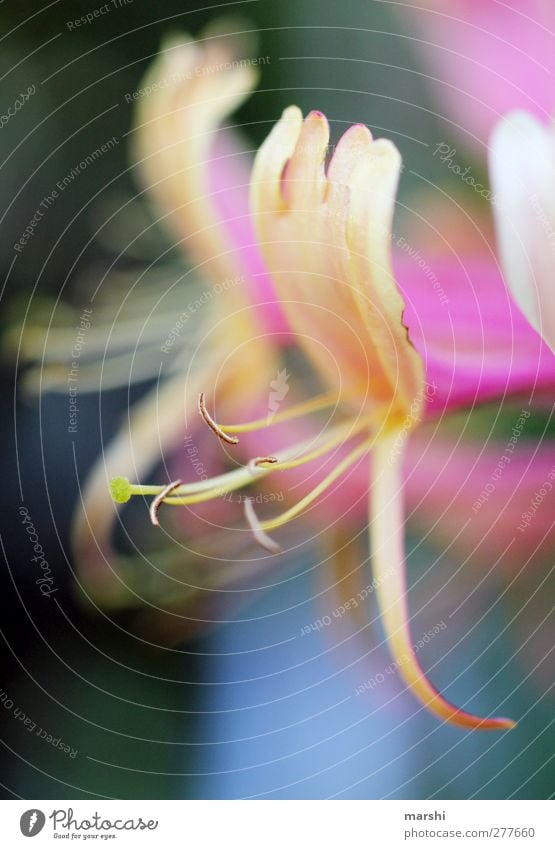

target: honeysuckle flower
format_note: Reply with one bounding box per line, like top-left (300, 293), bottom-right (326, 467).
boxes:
top-left (53, 23), bottom-right (554, 731)
top-left (400, 0), bottom-right (555, 148)
top-left (245, 105), bottom-right (521, 730)
top-left (489, 110), bottom-right (555, 352)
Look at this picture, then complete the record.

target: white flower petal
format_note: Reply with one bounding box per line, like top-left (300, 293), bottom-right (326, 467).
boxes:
top-left (489, 110), bottom-right (555, 352)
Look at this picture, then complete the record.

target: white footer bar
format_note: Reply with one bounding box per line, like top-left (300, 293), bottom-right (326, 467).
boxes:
top-left (1, 800), bottom-right (552, 848)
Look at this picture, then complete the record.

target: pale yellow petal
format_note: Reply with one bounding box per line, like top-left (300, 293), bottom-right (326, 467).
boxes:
top-left (370, 432), bottom-right (516, 730)
top-left (251, 109), bottom-right (424, 416)
top-left (132, 23), bottom-right (259, 284)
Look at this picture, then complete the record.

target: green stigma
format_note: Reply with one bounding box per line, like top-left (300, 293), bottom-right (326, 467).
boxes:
top-left (110, 476), bottom-right (132, 504)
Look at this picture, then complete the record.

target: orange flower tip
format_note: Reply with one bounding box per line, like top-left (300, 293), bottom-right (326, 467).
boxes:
top-left (149, 479), bottom-right (183, 528)
top-left (491, 717), bottom-right (518, 731)
top-left (473, 718), bottom-right (517, 732)
top-left (198, 392), bottom-right (239, 445)
top-left (110, 476), bottom-right (132, 504)
top-left (445, 711), bottom-right (517, 732)
top-left (244, 498), bottom-right (282, 554)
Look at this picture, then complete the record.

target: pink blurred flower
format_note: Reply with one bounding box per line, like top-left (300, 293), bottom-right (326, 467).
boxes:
top-left (400, 0), bottom-right (555, 149)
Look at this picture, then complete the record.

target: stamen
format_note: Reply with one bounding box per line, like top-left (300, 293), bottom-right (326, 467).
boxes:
top-left (149, 479), bottom-right (183, 527)
top-left (244, 498), bottom-right (282, 554)
top-left (263, 411), bottom-right (376, 472)
top-left (198, 392), bottom-right (239, 445)
top-left (111, 412), bottom-right (382, 510)
top-left (220, 391), bottom-right (339, 434)
top-left (259, 435), bottom-right (375, 534)
top-left (160, 417), bottom-right (374, 506)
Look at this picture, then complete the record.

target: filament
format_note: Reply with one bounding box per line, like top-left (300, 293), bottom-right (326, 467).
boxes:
top-left (113, 410), bottom-right (384, 511)
top-left (256, 434), bottom-right (376, 535)
top-left (259, 410), bottom-right (377, 472)
top-left (220, 391), bottom-right (339, 433)
top-left (161, 416), bottom-right (375, 506)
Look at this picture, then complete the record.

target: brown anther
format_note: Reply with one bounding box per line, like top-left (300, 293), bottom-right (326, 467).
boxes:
top-left (198, 392), bottom-right (239, 445)
top-left (149, 479), bottom-right (183, 527)
top-left (248, 456), bottom-right (278, 473)
top-left (244, 498), bottom-right (282, 554)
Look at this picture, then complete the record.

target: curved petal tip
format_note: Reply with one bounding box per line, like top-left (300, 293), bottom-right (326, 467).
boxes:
top-left (371, 433), bottom-right (516, 732)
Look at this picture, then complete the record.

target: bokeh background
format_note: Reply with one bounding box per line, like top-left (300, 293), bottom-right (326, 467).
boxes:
top-left (0, 0), bottom-right (553, 799)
